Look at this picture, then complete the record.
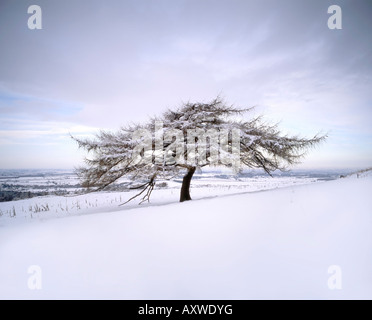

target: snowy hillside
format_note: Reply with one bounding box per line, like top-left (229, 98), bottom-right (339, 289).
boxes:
top-left (0, 172), bottom-right (371, 299)
top-left (0, 171), bottom-right (326, 222)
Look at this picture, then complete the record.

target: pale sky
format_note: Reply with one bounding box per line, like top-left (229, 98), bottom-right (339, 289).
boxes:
top-left (0, 0), bottom-right (371, 170)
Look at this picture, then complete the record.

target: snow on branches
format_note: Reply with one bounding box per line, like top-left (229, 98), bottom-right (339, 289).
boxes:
top-left (72, 97), bottom-right (326, 203)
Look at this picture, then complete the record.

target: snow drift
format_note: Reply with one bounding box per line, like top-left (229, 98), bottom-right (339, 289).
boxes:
top-left (0, 173), bottom-right (371, 299)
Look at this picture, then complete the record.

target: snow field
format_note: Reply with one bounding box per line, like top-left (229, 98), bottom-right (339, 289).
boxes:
top-left (0, 175), bottom-right (318, 223)
top-left (0, 173), bottom-right (371, 299)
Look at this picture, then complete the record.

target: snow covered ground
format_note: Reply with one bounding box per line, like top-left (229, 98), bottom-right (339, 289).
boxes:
top-left (0, 171), bottom-right (323, 222)
top-left (0, 171), bottom-right (371, 299)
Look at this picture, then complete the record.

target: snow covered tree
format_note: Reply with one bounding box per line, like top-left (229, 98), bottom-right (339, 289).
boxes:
top-left (72, 97), bottom-right (326, 203)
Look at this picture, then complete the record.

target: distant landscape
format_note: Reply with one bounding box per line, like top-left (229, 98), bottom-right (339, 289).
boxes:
top-left (0, 168), bottom-right (347, 202)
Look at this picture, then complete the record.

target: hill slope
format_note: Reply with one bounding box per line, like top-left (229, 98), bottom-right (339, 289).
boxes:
top-left (0, 174), bottom-right (371, 299)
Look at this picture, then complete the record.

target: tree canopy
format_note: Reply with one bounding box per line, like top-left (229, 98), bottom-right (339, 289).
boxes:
top-left (72, 97), bottom-right (326, 203)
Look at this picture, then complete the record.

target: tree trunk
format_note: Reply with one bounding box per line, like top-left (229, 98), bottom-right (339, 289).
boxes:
top-left (180, 166), bottom-right (196, 202)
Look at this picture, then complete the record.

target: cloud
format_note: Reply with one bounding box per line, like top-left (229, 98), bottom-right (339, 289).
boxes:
top-left (0, 0), bottom-right (371, 168)
top-left (0, 118), bottom-right (100, 145)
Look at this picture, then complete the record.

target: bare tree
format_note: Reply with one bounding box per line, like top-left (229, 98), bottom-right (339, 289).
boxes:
top-left (72, 97), bottom-right (326, 203)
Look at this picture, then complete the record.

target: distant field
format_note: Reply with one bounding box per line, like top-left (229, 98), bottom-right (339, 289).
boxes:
top-left (0, 168), bottom-right (343, 203)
